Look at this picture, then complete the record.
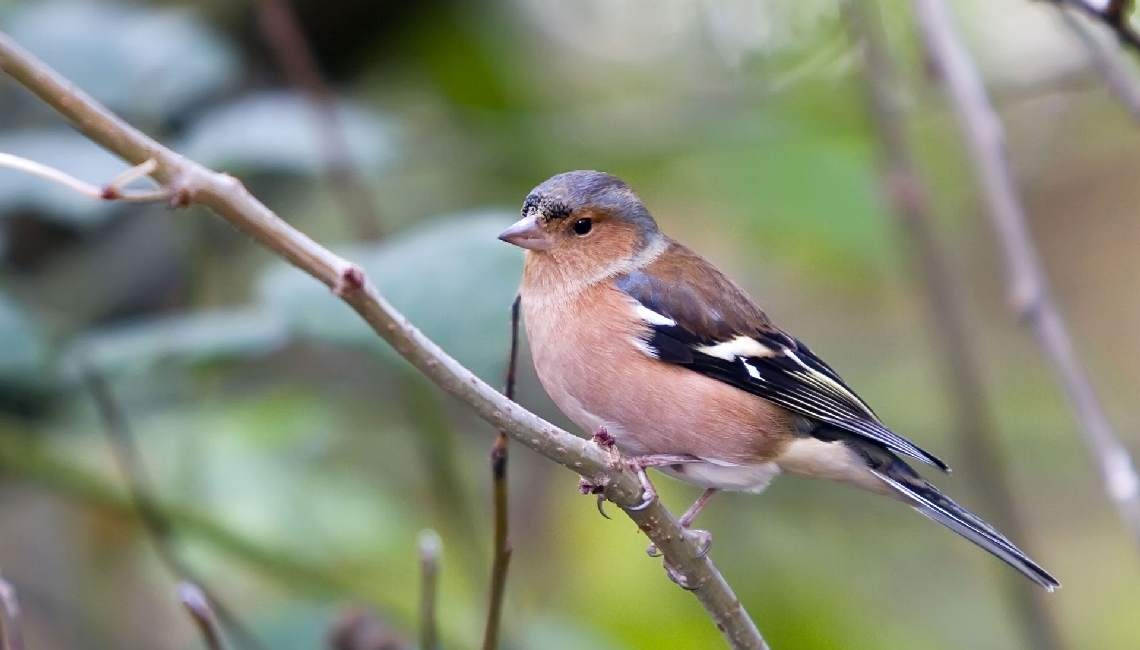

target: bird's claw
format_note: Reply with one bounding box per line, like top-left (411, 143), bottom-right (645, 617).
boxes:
top-left (665, 562), bottom-right (697, 590)
top-left (686, 528), bottom-right (713, 559)
top-left (646, 529), bottom-right (712, 560)
top-left (577, 477), bottom-right (611, 519)
top-left (624, 458), bottom-right (658, 510)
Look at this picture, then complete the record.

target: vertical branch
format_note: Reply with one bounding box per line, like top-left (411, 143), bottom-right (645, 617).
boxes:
top-left (481, 295), bottom-right (520, 650)
top-left (0, 576), bottom-right (24, 650)
top-left (1048, 0), bottom-right (1140, 52)
top-left (417, 530), bottom-right (441, 650)
top-left (82, 369), bottom-right (264, 650)
top-left (845, 4), bottom-right (1064, 649)
top-left (1052, 6), bottom-right (1140, 121)
top-left (254, 0), bottom-right (384, 240)
top-left (179, 582), bottom-right (228, 650)
top-left (326, 608), bottom-right (408, 650)
top-left (402, 376), bottom-right (483, 582)
top-left (911, 0), bottom-right (1140, 548)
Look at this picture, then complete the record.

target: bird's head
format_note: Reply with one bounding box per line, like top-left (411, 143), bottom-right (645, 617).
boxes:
top-left (498, 171), bottom-right (660, 284)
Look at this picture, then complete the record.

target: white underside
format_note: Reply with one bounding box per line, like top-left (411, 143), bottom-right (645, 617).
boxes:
top-left (658, 461), bottom-right (782, 493)
top-left (563, 400), bottom-right (883, 494)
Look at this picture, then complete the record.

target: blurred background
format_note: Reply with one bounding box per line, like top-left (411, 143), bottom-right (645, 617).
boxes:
top-left (0, 0), bottom-right (1138, 648)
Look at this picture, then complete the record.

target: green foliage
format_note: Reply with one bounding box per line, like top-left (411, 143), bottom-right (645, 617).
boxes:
top-left (3, 1), bottom-right (236, 122)
top-left (258, 211), bottom-right (522, 381)
top-left (179, 92), bottom-right (399, 176)
top-left (60, 308), bottom-right (291, 377)
top-left (0, 290), bottom-right (48, 391)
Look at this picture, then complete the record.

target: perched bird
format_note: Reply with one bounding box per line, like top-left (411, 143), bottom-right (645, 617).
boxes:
top-left (498, 170), bottom-right (1058, 590)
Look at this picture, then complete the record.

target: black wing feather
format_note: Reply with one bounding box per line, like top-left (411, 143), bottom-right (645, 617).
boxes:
top-left (617, 270), bottom-right (949, 472)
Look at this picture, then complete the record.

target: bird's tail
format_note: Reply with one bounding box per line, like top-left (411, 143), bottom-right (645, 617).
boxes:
top-left (864, 452), bottom-right (1060, 591)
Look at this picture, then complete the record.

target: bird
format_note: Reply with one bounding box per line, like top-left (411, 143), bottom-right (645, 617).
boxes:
top-left (497, 169), bottom-right (1059, 591)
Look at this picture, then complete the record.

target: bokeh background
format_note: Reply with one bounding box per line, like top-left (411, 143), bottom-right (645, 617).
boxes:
top-left (0, 0), bottom-right (1138, 648)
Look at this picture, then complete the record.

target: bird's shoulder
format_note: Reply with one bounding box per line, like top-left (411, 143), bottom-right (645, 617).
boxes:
top-left (614, 239), bottom-right (774, 344)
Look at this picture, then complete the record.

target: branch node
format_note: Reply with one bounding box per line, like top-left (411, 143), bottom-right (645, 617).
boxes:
top-left (178, 582), bottom-right (227, 650)
top-left (333, 264), bottom-right (367, 297)
top-left (168, 184), bottom-right (192, 209)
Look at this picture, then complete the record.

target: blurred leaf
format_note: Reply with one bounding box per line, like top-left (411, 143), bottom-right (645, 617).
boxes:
top-left (59, 308), bottom-right (291, 378)
top-left (179, 92), bottom-right (399, 176)
top-left (0, 290), bottom-right (49, 390)
top-left (0, 130), bottom-right (137, 227)
top-left (680, 131), bottom-right (893, 286)
top-left (2, 1), bottom-right (236, 121)
top-left (520, 616), bottom-right (625, 650)
top-left (258, 211), bottom-right (522, 381)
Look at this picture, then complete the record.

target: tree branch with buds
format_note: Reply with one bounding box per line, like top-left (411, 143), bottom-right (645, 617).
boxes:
top-left (913, 0), bottom-right (1140, 550)
top-left (0, 32), bottom-right (766, 650)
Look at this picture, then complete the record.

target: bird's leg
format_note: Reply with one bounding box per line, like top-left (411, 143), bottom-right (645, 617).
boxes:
top-left (623, 454), bottom-right (703, 511)
top-left (647, 488), bottom-right (718, 560)
top-left (679, 487), bottom-right (718, 528)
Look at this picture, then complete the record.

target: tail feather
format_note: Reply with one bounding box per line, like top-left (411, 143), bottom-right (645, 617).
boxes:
top-left (869, 466), bottom-right (1060, 591)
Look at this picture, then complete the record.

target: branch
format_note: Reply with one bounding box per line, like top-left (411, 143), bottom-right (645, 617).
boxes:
top-left (83, 368), bottom-right (264, 650)
top-left (179, 582), bottom-right (228, 650)
top-left (0, 576), bottom-right (24, 650)
top-left (1051, 3), bottom-right (1140, 121)
top-left (254, 0), bottom-right (384, 240)
top-left (418, 530), bottom-right (441, 650)
top-left (0, 32), bottom-right (766, 649)
top-left (0, 153), bottom-right (171, 202)
top-left (327, 608), bottom-right (407, 650)
top-left (481, 295), bottom-right (520, 650)
top-left (1047, 0), bottom-right (1140, 52)
top-left (911, 0), bottom-right (1140, 548)
top-left (846, 5), bottom-right (1063, 649)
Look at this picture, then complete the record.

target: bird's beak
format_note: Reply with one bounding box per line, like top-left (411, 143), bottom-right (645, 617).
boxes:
top-left (497, 215), bottom-right (552, 251)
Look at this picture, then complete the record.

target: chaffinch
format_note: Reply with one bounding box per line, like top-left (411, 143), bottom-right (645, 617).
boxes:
top-left (498, 170), bottom-right (1058, 590)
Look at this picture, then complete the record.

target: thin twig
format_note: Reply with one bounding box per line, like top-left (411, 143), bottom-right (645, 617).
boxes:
top-left (1052, 4), bottom-right (1140, 121)
top-left (418, 530), bottom-right (441, 650)
top-left (1046, 0), bottom-right (1140, 52)
top-left (254, 0), bottom-right (383, 240)
top-left (0, 576), bottom-right (24, 650)
top-left (179, 582), bottom-right (228, 650)
top-left (0, 32), bottom-right (766, 649)
top-left (82, 368), bottom-right (265, 650)
top-left (912, 0), bottom-right (1140, 549)
top-left (846, 4), bottom-right (1064, 649)
top-left (0, 152), bottom-right (170, 202)
top-left (327, 608), bottom-right (407, 650)
top-left (482, 295), bottom-right (521, 650)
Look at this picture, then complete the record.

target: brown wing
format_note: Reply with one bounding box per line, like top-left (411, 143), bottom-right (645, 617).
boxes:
top-left (615, 241), bottom-right (949, 471)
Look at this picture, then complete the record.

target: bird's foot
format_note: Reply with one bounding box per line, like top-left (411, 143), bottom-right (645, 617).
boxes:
top-left (625, 458), bottom-right (658, 511)
top-left (665, 562), bottom-right (698, 591)
top-left (577, 476), bottom-right (611, 519)
top-left (622, 454), bottom-right (701, 510)
top-left (646, 528), bottom-right (712, 559)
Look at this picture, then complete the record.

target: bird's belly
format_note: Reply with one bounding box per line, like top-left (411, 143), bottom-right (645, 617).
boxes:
top-left (658, 461), bottom-right (781, 493)
top-left (530, 330), bottom-right (791, 463)
top-left (523, 284), bottom-right (795, 467)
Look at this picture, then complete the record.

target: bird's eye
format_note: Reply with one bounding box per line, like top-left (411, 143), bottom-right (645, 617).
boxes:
top-left (572, 218), bottom-right (593, 236)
